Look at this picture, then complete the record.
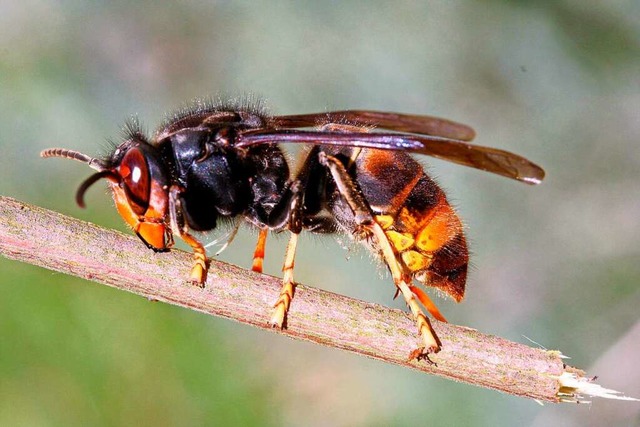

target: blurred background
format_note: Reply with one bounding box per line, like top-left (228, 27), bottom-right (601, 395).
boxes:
top-left (1, 1), bottom-right (639, 425)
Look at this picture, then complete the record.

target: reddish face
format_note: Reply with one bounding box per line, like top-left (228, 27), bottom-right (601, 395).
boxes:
top-left (108, 143), bottom-right (171, 251)
top-left (47, 139), bottom-right (173, 251)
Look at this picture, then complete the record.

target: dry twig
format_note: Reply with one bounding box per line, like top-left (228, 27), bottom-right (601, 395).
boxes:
top-left (0, 195), bottom-right (636, 403)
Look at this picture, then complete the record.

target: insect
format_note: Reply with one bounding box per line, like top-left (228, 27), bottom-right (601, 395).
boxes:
top-left (41, 99), bottom-right (544, 360)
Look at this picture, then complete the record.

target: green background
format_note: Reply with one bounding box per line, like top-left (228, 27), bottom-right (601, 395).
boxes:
top-left (1, 1), bottom-right (639, 425)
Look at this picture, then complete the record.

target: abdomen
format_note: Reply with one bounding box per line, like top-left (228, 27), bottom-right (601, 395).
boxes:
top-left (350, 148), bottom-right (469, 301)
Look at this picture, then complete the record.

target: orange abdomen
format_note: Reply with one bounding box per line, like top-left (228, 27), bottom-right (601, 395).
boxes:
top-left (355, 149), bottom-right (468, 301)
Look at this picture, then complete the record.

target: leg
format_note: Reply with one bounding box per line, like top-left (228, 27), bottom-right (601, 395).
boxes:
top-left (408, 285), bottom-right (447, 323)
top-left (265, 158), bottom-right (310, 327)
top-left (392, 284), bottom-right (448, 322)
top-left (269, 232), bottom-right (299, 328)
top-left (252, 228), bottom-right (268, 273)
top-left (214, 220), bottom-right (241, 256)
top-left (319, 152), bottom-right (442, 359)
top-left (169, 185), bottom-right (208, 286)
top-left (369, 223), bottom-right (441, 358)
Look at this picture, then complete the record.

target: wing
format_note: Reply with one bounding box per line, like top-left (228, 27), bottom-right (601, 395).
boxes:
top-left (272, 110), bottom-right (476, 141)
top-left (237, 129), bottom-right (545, 185)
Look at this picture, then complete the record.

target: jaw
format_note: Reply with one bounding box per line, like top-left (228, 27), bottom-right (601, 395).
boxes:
top-left (110, 183), bottom-right (170, 250)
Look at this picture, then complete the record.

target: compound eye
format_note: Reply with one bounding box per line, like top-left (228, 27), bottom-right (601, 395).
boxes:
top-left (119, 148), bottom-right (150, 215)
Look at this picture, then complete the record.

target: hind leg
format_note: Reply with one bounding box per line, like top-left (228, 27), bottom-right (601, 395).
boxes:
top-left (319, 151), bottom-right (441, 359)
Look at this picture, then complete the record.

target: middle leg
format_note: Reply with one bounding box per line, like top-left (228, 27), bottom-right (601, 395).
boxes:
top-left (269, 232), bottom-right (299, 328)
top-left (252, 228), bottom-right (268, 273)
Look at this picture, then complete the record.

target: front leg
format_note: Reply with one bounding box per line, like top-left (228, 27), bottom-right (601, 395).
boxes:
top-left (168, 185), bottom-right (209, 287)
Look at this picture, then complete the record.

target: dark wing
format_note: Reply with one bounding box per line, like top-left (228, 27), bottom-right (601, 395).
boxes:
top-left (272, 110), bottom-right (476, 141)
top-left (237, 129), bottom-right (544, 185)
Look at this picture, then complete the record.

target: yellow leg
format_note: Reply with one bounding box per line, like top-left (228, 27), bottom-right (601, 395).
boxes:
top-left (179, 231), bottom-right (208, 287)
top-left (252, 228), bottom-right (268, 273)
top-left (269, 233), bottom-right (299, 328)
top-left (369, 223), bottom-right (441, 358)
top-left (320, 152), bottom-right (441, 359)
top-left (168, 185), bottom-right (208, 287)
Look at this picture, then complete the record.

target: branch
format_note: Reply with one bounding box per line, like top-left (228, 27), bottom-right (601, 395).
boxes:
top-left (0, 195), bottom-right (635, 403)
